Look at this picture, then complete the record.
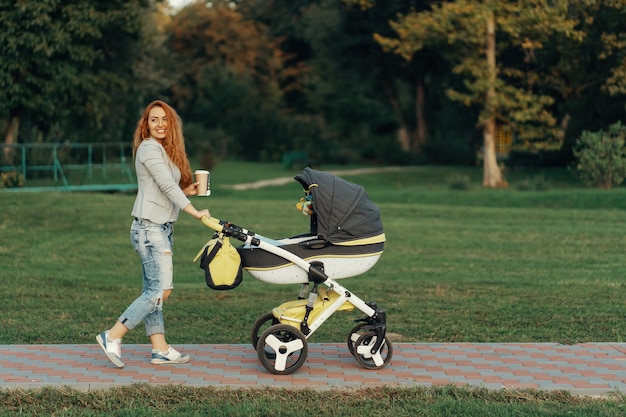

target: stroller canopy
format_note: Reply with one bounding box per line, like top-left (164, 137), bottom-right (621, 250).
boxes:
top-left (294, 168), bottom-right (384, 244)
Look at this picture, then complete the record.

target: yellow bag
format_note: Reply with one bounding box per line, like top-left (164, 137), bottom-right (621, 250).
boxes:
top-left (194, 234), bottom-right (243, 290)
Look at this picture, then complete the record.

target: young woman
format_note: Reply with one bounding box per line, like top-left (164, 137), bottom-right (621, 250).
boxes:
top-left (96, 100), bottom-right (210, 367)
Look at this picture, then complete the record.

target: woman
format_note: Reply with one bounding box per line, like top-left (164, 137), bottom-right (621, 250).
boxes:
top-left (96, 100), bottom-right (210, 368)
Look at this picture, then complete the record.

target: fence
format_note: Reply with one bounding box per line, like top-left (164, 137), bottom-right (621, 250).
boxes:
top-left (495, 124), bottom-right (513, 157)
top-left (0, 142), bottom-right (137, 192)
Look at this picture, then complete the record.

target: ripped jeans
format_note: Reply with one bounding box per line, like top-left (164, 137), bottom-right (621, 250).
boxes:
top-left (118, 218), bottom-right (174, 337)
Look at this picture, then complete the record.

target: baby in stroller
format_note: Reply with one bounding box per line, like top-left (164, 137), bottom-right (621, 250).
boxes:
top-left (199, 168), bottom-right (392, 375)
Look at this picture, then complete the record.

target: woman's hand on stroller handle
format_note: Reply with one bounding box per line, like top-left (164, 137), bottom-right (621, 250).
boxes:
top-left (201, 216), bottom-right (253, 242)
top-left (201, 216), bottom-right (223, 232)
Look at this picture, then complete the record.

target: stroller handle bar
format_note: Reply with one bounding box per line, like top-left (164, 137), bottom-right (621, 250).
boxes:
top-left (201, 216), bottom-right (225, 233)
top-left (201, 216), bottom-right (328, 284)
top-left (201, 216), bottom-right (253, 242)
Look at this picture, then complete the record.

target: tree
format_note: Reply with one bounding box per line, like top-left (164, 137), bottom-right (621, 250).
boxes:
top-left (165, 2), bottom-right (295, 160)
top-left (0, 0), bottom-right (152, 162)
top-left (374, 0), bottom-right (581, 186)
top-left (244, 0), bottom-right (441, 164)
top-left (307, 0), bottom-right (437, 160)
top-left (536, 0), bottom-right (626, 150)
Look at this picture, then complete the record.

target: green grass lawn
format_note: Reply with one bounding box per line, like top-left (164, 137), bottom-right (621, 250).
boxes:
top-left (1, 385), bottom-right (624, 417)
top-left (1, 162), bottom-right (625, 415)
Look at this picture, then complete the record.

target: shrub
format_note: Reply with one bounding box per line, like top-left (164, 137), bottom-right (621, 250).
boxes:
top-left (0, 171), bottom-right (24, 188)
top-left (516, 175), bottom-right (550, 191)
top-left (448, 174), bottom-right (472, 190)
top-left (571, 122), bottom-right (626, 189)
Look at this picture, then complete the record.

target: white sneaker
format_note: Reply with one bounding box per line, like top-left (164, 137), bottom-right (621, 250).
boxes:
top-left (150, 346), bottom-right (190, 365)
top-left (96, 330), bottom-right (124, 368)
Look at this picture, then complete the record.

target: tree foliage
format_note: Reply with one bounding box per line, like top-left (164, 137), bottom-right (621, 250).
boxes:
top-left (376, 1), bottom-right (586, 139)
top-left (0, 0), bottom-right (152, 146)
top-left (1, 0), bottom-right (626, 174)
top-left (244, 0), bottom-right (440, 164)
top-left (572, 122), bottom-right (626, 189)
top-left (538, 0), bottom-right (626, 148)
top-left (372, 0), bottom-right (587, 186)
top-left (165, 2), bottom-right (296, 160)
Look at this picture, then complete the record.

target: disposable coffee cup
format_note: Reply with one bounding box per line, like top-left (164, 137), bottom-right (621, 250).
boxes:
top-left (195, 170), bottom-right (211, 196)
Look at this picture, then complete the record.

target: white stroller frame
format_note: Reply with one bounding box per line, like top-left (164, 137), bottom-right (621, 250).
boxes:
top-left (201, 216), bottom-right (393, 375)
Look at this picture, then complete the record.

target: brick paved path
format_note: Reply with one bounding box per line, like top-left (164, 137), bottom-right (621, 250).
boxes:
top-left (2, 343), bottom-right (626, 396)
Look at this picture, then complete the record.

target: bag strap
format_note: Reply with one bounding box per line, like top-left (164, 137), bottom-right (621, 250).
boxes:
top-left (199, 237), bottom-right (224, 270)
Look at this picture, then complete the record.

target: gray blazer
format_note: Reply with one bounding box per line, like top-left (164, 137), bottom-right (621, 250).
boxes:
top-left (131, 139), bottom-right (191, 224)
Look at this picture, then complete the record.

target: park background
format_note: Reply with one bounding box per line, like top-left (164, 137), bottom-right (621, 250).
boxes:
top-left (2, 1), bottom-right (626, 416)
top-left (1, 0), bottom-right (626, 187)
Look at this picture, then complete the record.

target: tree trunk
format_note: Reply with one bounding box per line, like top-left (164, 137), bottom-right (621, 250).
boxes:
top-left (483, 118), bottom-right (503, 186)
top-left (555, 113), bottom-right (570, 143)
top-left (383, 77), bottom-right (415, 154)
top-left (482, 11), bottom-right (504, 188)
top-left (3, 115), bottom-right (19, 165)
top-left (397, 127), bottom-right (411, 152)
top-left (414, 77), bottom-right (427, 153)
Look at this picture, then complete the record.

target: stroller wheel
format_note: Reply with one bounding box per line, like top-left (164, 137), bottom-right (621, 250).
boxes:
top-left (250, 312), bottom-right (280, 351)
top-left (346, 323), bottom-right (371, 357)
top-left (257, 324), bottom-right (308, 375)
top-left (353, 331), bottom-right (393, 370)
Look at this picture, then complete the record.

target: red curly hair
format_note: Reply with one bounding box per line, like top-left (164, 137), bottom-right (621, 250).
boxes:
top-left (133, 100), bottom-right (193, 188)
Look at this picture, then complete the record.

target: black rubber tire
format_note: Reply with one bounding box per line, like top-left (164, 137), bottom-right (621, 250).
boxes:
top-left (353, 331), bottom-right (393, 370)
top-left (256, 324), bottom-right (308, 375)
top-left (250, 312), bottom-right (280, 351)
top-left (346, 322), bottom-right (371, 357)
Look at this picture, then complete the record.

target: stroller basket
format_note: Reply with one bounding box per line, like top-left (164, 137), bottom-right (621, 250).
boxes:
top-left (272, 287), bottom-right (355, 327)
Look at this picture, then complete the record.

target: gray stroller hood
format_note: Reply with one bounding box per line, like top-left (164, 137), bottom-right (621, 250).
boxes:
top-left (294, 168), bottom-right (384, 244)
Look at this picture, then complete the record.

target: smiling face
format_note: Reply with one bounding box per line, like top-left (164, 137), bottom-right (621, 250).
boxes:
top-left (147, 106), bottom-right (168, 141)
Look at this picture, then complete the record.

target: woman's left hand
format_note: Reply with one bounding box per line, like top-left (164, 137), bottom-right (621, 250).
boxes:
top-left (183, 182), bottom-right (199, 196)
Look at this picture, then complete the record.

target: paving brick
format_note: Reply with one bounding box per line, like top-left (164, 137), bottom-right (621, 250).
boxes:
top-left (1, 343), bottom-right (626, 395)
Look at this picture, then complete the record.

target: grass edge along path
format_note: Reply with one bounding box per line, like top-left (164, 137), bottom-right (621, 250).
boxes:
top-left (0, 385), bottom-right (625, 417)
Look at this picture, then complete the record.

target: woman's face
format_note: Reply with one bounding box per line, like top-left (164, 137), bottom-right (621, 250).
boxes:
top-left (147, 106), bottom-right (168, 140)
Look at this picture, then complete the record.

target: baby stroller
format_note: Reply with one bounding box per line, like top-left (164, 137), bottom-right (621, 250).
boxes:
top-left (199, 167), bottom-right (392, 375)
